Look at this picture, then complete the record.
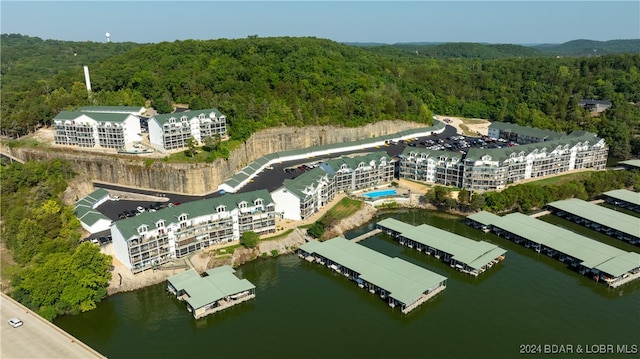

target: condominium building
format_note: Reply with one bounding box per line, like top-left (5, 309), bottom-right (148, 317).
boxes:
top-left (111, 190), bottom-right (275, 273)
top-left (398, 148), bottom-right (464, 187)
top-left (487, 122), bottom-right (562, 144)
top-left (463, 131), bottom-right (608, 191)
top-left (271, 152), bottom-right (394, 220)
top-left (148, 108), bottom-right (227, 152)
top-left (53, 110), bottom-right (142, 149)
top-left (398, 130), bottom-right (608, 191)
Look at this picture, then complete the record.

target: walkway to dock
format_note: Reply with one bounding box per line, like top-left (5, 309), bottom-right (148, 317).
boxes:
top-left (351, 229), bottom-right (382, 243)
top-left (609, 271), bottom-right (640, 288)
top-left (401, 286), bottom-right (446, 314)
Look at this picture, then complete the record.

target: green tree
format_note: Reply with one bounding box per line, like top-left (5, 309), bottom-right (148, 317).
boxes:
top-left (184, 137), bottom-right (197, 157)
top-left (240, 231), bottom-right (260, 248)
top-left (307, 221), bottom-right (325, 239)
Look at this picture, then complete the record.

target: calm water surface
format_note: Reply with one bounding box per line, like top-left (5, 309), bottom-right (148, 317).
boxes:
top-left (55, 210), bottom-right (640, 359)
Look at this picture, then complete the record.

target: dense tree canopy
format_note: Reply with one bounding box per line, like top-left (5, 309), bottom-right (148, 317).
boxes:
top-left (2, 34), bottom-right (639, 156)
top-left (0, 159), bottom-right (112, 320)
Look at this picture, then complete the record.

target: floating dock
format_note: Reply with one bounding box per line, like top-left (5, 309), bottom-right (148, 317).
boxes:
top-left (377, 218), bottom-right (506, 276)
top-left (167, 266), bottom-right (256, 319)
top-left (298, 237), bottom-right (447, 313)
top-left (546, 198), bottom-right (640, 245)
top-left (602, 189), bottom-right (640, 213)
top-left (467, 211), bottom-right (640, 288)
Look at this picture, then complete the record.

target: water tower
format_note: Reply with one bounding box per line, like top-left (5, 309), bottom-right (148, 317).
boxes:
top-left (105, 32), bottom-right (111, 43)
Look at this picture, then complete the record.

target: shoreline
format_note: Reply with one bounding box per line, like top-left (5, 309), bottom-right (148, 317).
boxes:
top-left (104, 179), bottom-right (437, 296)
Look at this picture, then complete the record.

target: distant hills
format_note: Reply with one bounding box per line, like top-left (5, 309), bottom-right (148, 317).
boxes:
top-left (348, 39), bottom-right (640, 59)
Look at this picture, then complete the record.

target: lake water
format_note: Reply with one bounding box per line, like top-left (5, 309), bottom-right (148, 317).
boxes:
top-left (55, 209), bottom-right (640, 358)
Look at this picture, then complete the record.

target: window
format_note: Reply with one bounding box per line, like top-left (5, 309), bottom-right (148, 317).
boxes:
top-left (138, 225), bottom-right (148, 234)
top-left (178, 214), bottom-right (188, 222)
top-left (217, 206), bottom-right (226, 213)
top-left (254, 198), bottom-right (263, 206)
top-left (239, 201), bottom-right (248, 209)
top-left (156, 221), bottom-right (165, 228)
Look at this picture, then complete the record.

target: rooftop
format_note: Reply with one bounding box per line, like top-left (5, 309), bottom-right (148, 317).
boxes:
top-left (489, 122), bottom-right (563, 141)
top-left (546, 198), bottom-right (640, 239)
top-left (299, 237), bottom-right (446, 306)
top-left (113, 189), bottom-right (273, 239)
top-left (466, 130), bottom-right (604, 163)
top-left (602, 189), bottom-right (640, 207)
top-left (377, 218), bottom-right (506, 270)
top-left (151, 108), bottom-right (225, 125)
top-left (54, 111), bottom-right (134, 123)
top-left (489, 213), bottom-right (640, 277)
top-left (167, 266), bottom-right (255, 310)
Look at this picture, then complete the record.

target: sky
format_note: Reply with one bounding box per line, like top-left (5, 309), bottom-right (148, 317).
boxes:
top-left (1, 1), bottom-right (638, 45)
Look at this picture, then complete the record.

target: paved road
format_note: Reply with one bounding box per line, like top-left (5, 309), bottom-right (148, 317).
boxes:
top-left (93, 125), bottom-right (460, 221)
top-left (0, 293), bottom-right (106, 359)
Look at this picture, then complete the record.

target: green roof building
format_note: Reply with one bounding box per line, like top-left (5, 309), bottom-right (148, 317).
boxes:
top-left (377, 218), bottom-right (506, 276)
top-left (546, 198), bottom-right (640, 245)
top-left (111, 190), bottom-right (276, 273)
top-left (602, 189), bottom-right (640, 213)
top-left (299, 237), bottom-right (447, 313)
top-left (167, 266), bottom-right (255, 319)
top-left (473, 212), bottom-right (640, 287)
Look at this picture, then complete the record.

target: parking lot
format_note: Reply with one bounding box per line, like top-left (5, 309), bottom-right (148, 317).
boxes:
top-left (91, 124), bottom-right (514, 225)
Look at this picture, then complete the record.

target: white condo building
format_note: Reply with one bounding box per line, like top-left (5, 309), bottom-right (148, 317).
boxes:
top-left (111, 190), bottom-right (275, 273)
top-left (148, 108), bottom-right (227, 152)
top-left (271, 152), bottom-right (394, 220)
top-left (53, 110), bottom-right (142, 149)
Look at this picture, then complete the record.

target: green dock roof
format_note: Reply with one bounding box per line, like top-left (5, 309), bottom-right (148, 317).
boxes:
top-left (466, 211), bottom-right (502, 227)
top-left (299, 237), bottom-right (446, 306)
top-left (546, 198), bottom-right (639, 240)
top-left (168, 266), bottom-right (255, 310)
top-left (377, 218), bottom-right (506, 270)
top-left (490, 213), bottom-right (640, 277)
top-left (618, 159), bottom-right (640, 169)
top-left (602, 189), bottom-right (640, 207)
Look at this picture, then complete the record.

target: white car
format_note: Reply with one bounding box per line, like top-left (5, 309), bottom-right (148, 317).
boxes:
top-left (8, 318), bottom-right (23, 328)
top-left (137, 206), bottom-right (145, 213)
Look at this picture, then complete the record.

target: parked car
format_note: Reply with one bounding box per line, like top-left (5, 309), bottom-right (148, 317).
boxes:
top-left (8, 318), bottom-right (23, 328)
top-left (90, 238), bottom-right (100, 245)
top-left (98, 236), bottom-right (109, 245)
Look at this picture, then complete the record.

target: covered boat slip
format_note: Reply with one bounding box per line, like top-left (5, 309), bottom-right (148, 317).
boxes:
top-left (376, 218), bottom-right (506, 276)
top-left (298, 237), bottom-right (447, 314)
top-left (167, 266), bottom-right (256, 319)
top-left (486, 212), bottom-right (640, 287)
top-left (546, 198), bottom-right (640, 245)
top-left (602, 189), bottom-right (640, 213)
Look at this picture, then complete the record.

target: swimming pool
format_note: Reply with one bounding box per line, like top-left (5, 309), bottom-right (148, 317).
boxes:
top-left (362, 189), bottom-right (397, 199)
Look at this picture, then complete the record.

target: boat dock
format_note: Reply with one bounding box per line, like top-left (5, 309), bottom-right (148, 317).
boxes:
top-left (377, 218), bottom-right (506, 277)
top-left (467, 211), bottom-right (640, 287)
top-left (298, 237), bottom-right (447, 313)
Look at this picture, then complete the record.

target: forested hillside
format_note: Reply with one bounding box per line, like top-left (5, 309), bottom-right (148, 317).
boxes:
top-left (0, 159), bottom-right (112, 320)
top-left (2, 34), bottom-right (639, 157)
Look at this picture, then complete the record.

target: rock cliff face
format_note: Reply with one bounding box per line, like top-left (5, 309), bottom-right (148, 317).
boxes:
top-left (3, 120), bottom-right (425, 195)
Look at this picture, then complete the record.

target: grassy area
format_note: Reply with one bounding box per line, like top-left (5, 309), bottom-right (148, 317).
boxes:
top-left (459, 124), bottom-right (478, 137)
top-left (214, 244), bottom-right (241, 256)
top-left (321, 197), bottom-right (363, 225)
top-left (519, 172), bottom-right (588, 186)
top-left (261, 228), bottom-right (294, 241)
top-left (162, 139), bottom-right (243, 163)
top-left (4, 137), bottom-right (50, 149)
